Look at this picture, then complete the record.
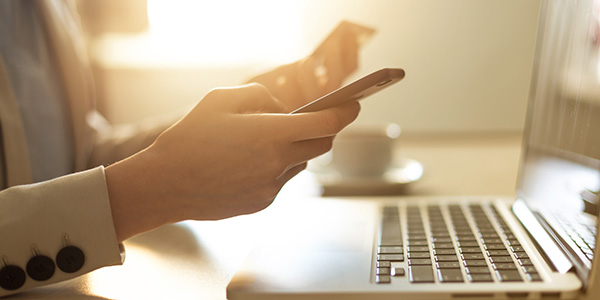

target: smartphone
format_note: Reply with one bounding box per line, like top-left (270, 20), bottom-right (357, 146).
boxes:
top-left (290, 68), bottom-right (405, 114)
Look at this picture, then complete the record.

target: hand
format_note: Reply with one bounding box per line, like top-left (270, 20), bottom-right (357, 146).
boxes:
top-left (247, 21), bottom-right (375, 110)
top-left (105, 84), bottom-right (360, 241)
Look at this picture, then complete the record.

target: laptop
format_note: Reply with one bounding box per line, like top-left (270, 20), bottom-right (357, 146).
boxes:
top-left (227, 0), bottom-right (600, 299)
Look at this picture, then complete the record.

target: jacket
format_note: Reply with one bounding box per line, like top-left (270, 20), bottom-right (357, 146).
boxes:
top-left (0, 0), bottom-right (173, 296)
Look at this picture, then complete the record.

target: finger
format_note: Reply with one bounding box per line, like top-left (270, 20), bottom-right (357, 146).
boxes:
top-left (211, 83), bottom-right (289, 113)
top-left (312, 21), bottom-right (374, 95)
top-left (263, 101), bottom-right (360, 141)
top-left (239, 83), bottom-right (289, 113)
top-left (277, 162), bottom-right (308, 182)
top-left (325, 34), bottom-right (359, 92)
top-left (285, 136), bottom-right (335, 167)
top-left (297, 57), bottom-right (324, 101)
top-left (246, 64), bottom-right (306, 109)
top-left (321, 41), bottom-right (346, 93)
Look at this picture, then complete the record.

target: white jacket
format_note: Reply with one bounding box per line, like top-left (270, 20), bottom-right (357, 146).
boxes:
top-left (0, 0), bottom-right (173, 296)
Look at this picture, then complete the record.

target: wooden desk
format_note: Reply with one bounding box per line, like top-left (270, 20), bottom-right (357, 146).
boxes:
top-left (9, 132), bottom-right (525, 300)
top-left (398, 132), bottom-right (522, 196)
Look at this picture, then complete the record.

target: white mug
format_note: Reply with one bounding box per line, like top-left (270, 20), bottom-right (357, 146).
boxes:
top-left (330, 123), bottom-right (400, 177)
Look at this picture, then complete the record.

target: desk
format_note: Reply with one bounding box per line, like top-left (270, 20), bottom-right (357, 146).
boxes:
top-left (9, 132), bottom-right (525, 300)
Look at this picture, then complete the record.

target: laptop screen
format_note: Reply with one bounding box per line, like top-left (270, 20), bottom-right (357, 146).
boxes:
top-left (517, 0), bottom-right (600, 282)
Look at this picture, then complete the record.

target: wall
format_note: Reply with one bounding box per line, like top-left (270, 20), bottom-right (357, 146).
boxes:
top-left (90, 0), bottom-right (541, 134)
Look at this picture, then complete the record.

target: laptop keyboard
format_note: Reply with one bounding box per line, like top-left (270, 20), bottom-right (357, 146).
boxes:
top-left (375, 203), bottom-right (542, 284)
top-left (552, 213), bottom-right (596, 262)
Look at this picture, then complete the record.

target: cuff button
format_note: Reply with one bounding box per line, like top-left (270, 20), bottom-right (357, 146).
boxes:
top-left (0, 265), bottom-right (26, 290)
top-left (56, 246), bottom-right (85, 273)
top-left (26, 255), bottom-right (55, 281)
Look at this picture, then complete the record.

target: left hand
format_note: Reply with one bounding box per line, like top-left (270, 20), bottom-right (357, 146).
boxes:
top-left (247, 21), bottom-right (375, 110)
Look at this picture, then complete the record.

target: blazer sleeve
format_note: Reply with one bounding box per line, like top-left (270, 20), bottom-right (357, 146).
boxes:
top-left (86, 108), bottom-right (186, 168)
top-left (0, 166), bottom-right (125, 297)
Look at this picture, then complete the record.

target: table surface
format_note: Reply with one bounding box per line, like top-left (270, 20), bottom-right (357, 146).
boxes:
top-left (9, 132), bottom-right (529, 300)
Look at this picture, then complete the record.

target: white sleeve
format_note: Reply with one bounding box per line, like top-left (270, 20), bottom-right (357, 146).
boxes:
top-left (0, 166), bottom-right (125, 297)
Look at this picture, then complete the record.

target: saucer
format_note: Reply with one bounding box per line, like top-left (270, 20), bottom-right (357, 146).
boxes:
top-left (308, 158), bottom-right (424, 196)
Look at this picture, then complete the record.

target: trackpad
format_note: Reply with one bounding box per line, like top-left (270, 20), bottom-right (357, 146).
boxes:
top-left (232, 199), bottom-right (378, 291)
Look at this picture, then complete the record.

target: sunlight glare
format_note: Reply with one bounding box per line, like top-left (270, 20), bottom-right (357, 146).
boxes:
top-left (146, 0), bottom-right (305, 65)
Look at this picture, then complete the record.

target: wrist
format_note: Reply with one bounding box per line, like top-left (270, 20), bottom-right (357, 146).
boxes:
top-left (105, 149), bottom-right (177, 241)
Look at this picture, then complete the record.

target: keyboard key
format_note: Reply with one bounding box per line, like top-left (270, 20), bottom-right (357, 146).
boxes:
top-left (408, 234), bottom-right (428, 241)
top-left (485, 244), bottom-right (508, 250)
top-left (482, 238), bottom-right (503, 244)
top-left (409, 259), bottom-right (432, 265)
top-left (378, 254), bottom-right (404, 261)
top-left (526, 272), bottom-right (542, 282)
top-left (392, 269), bottom-right (406, 277)
top-left (462, 253), bottom-right (485, 260)
top-left (438, 268), bottom-right (464, 282)
top-left (457, 241), bottom-right (479, 247)
top-left (437, 262), bottom-right (461, 269)
top-left (390, 263), bottom-right (405, 276)
top-left (489, 256), bottom-right (514, 263)
top-left (380, 239), bottom-right (403, 246)
top-left (465, 267), bottom-right (491, 274)
top-left (521, 266), bottom-right (538, 273)
top-left (407, 230), bottom-right (426, 236)
top-left (409, 266), bottom-right (435, 283)
top-left (408, 252), bottom-right (431, 259)
top-left (436, 255), bottom-right (459, 262)
top-left (460, 247), bottom-right (483, 253)
top-left (431, 237), bottom-right (452, 243)
top-left (513, 251), bottom-right (529, 259)
top-left (493, 263), bottom-right (518, 270)
top-left (432, 243), bottom-right (454, 249)
top-left (408, 246), bottom-right (430, 252)
top-left (468, 273), bottom-right (494, 282)
top-left (383, 206), bottom-right (399, 215)
top-left (480, 232), bottom-right (500, 238)
top-left (378, 246), bottom-right (403, 254)
top-left (377, 268), bottom-right (390, 275)
top-left (511, 246), bottom-right (525, 252)
top-left (456, 235), bottom-right (477, 241)
top-left (434, 249), bottom-right (457, 255)
top-left (495, 270), bottom-right (523, 282)
top-left (407, 240), bottom-right (429, 246)
top-left (463, 260), bottom-right (488, 267)
top-left (376, 275), bottom-right (391, 283)
top-left (453, 226), bottom-right (472, 232)
top-left (479, 227), bottom-right (497, 233)
top-left (380, 210), bottom-right (403, 246)
top-left (507, 239), bottom-right (521, 246)
top-left (518, 259), bottom-right (533, 266)
top-left (377, 261), bottom-right (391, 268)
top-left (487, 250), bottom-right (510, 256)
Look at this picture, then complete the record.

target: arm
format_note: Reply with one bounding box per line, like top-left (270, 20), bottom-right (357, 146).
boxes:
top-left (87, 108), bottom-right (186, 167)
top-left (105, 83), bottom-right (360, 241)
top-left (0, 17), bottom-right (365, 296)
top-left (0, 84), bottom-right (358, 296)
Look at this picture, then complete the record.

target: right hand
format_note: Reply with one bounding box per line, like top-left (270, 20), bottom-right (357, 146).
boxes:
top-left (105, 83), bottom-right (360, 241)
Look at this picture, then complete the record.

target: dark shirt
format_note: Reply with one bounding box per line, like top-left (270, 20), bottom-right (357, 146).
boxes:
top-left (0, 0), bottom-right (74, 183)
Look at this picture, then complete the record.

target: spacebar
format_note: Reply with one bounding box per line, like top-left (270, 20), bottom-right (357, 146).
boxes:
top-left (380, 209), bottom-right (402, 246)
top-left (409, 266), bottom-right (435, 283)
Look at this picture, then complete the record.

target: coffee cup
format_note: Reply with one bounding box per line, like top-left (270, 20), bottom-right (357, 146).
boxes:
top-left (329, 123), bottom-right (400, 177)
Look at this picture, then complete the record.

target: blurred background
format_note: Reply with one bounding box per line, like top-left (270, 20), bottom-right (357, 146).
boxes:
top-left (76, 0), bottom-right (541, 135)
